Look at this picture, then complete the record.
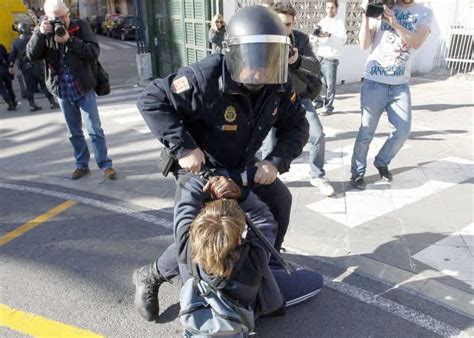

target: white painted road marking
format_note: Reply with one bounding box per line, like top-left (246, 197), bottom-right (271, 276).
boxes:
top-left (307, 157), bottom-right (473, 228)
top-left (0, 182), bottom-right (470, 337)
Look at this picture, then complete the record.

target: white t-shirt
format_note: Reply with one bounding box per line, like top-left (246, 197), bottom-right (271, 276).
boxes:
top-left (316, 16), bottom-right (347, 60)
top-left (364, 3), bottom-right (433, 85)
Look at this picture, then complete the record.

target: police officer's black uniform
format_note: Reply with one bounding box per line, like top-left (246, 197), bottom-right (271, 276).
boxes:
top-left (9, 23), bottom-right (58, 112)
top-left (0, 44), bottom-right (17, 111)
top-left (133, 6), bottom-right (309, 322)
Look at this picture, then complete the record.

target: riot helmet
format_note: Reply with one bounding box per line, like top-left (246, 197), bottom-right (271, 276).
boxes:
top-left (223, 6), bottom-right (291, 85)
top-left (17, 22), bottom-right (33, 40)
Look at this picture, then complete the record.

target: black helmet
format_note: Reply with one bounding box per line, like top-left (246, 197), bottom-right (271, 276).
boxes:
top-left (17, 22), bottom-right (33, 39)
top-left (223, 6), bottom-right (290, 85)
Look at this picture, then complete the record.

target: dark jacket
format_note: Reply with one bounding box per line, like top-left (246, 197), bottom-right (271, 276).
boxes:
top-left (10, 38), bottom-right (43, 74)
top-left (137, 53), bottom-right (309, 174)
top-left (0, 44), bottom-right (9, 77)
top-left (175, 174), bottom-right (284, 317)
top-left (26, 19), bottom-right (99, 96)
top-left (208, 27), bottom-right (225, 54)
top-left (289, 29), bottom-right (321, 99)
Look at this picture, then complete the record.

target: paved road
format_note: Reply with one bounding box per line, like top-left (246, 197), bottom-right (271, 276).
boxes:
top-left (1, 182), bottom-right (472, 337)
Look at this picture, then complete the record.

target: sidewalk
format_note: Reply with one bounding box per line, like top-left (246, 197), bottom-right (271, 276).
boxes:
top-left (1, 75), bottom-right (473, 318)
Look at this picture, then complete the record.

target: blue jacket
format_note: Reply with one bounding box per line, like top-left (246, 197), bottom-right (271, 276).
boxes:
top-left (137, 53), bottom-right (309, 174)
top-left (174, 173), bottom-right (284, 317)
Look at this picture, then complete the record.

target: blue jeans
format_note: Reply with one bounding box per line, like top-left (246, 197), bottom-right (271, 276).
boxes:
top-left (351, 79), bottom-right (412, 176)
top-left (261, 98), bottom-right (326, 178)
top-left (58, 90), bottom-right (112, 170)
top-left (318, 57), bottom-right (339, 113)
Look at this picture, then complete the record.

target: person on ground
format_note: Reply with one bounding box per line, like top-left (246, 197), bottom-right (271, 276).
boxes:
top-left (27, 0), bottom-right (116, 180)
top-left (350, 0), bottom-right (432, 190)
top-left (311, 0), bottom-right (346, 116)
top-left (261, 2), bottom-right (335, 196)
top-left (133, 5), bottom-right (310, 321)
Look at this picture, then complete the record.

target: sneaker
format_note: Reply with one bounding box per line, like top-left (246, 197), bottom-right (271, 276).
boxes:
top-left (132, 263), bottom-right (167, 321)
top-left (310, 177), bottom-right (335, 196)
top-left (30, 105), bottom-right (42, 112)
top-left (375, 165), bottom-right (393, 182)
top-left (71, 168), bottom-right (90, 180)
top-left (50, 102), bottom-right (60, 109)
top-left (104, 167), bottom-right (117, 180)
top-left (313, 100), bottom-right (324, 109)
top-left (319, 110), bottom-right (332, 116)
top-left (350, 175), bottom-right (366, 190)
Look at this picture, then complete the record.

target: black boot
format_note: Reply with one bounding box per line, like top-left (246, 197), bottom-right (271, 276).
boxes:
top-left (29, 99), bottom-right (42, 112)
top-left (7, 101), bottom-right (16, 111)
top-left (48, 97), bottom-right (59, 109)
top-left (132, 262), bottom-right (167, 321)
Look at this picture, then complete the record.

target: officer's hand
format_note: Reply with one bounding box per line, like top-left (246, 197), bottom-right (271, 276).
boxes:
top-left (40, 17), bottom-right (53, 35)
top-left (254, 160), bottom-right (278, 185)
top-left (8, 67), bottom-right (15, 75)
top-left (288, 47), bottom-right (299, 65)
top-left (55, 31), bottom-right (70, 44)
top-left (178, 147), bottom-right (205, 174)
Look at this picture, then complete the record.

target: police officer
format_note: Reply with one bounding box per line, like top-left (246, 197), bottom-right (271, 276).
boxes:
top-left (9, 22), bottom-right (58, 112)
top-left (0, 44), bottom-right (17, 111)
top-left (133, 5), bottom-right (309, 321)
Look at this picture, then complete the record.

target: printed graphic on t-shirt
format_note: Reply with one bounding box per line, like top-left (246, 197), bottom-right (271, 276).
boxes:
top-left (365, 4), bottom-right (432, 85)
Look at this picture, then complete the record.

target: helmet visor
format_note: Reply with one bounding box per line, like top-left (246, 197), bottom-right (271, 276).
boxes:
top-left (225, 41), bottom-right (290, 84)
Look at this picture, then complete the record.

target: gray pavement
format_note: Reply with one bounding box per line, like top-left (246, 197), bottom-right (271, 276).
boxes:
top-left (1, 58), bottom-right (473, 336)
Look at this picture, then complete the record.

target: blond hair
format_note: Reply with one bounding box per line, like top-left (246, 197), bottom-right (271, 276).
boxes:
top-left (189, 199), bottom-right (246, 279)
top-left (211, 14), bottom-right (224, 25)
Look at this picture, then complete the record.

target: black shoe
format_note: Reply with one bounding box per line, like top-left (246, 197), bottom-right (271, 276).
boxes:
top-left (351, 175), bottom-right (366, 190)
top-left (30, 105), bottom-right (42, 112)
top-left (7, 103), bottom-right (16, 111)
top-left (50, 102), bottom-right (59, 109)
top-left (132, 263), bottom-right (167, 321)
top-left (375, 165), bottom-right (393, 182)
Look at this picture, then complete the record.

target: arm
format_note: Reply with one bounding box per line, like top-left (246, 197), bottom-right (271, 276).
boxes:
top-left (383, 6), bottom-right (431, 49)
top-left (8, 41), bottom-right (18, 68)
top-left (26, 29), bottom-right (48, 62)
top-left (67, 20), bottom-right (100, 61)
top-left (265, 90), bottom-right (310, 173)
top-left (359, 16), bottom-right (377, 50)
top-left (291, 32), bottom-right (320, 75)
top-left (137, 67), bottom-right (202, 160)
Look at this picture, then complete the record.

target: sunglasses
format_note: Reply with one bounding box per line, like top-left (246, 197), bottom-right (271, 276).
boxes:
top-left (216, 21), bottom-right (224, 24)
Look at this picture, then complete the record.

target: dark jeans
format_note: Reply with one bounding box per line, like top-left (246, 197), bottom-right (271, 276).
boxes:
top-left (0, 72), bottom-right (15, 104)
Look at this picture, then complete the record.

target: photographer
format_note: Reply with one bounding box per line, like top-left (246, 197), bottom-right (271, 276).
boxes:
top-left (261, 2), bottom-right (335, 196)
top-left (311, 0), bottom-right (346, 116)
top-left (27, 0), bottom-right (116, 180)
top-left (208, 14), bottom-right (225, 54)
top-left (350, 0), bottom-right (432, 189)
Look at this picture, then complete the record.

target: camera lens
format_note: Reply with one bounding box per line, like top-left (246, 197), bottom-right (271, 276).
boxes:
top-left (55, 24), bottom-right (67, 37)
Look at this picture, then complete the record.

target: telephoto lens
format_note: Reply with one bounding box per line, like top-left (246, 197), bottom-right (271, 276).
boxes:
top-left (365, 0), bottom-right (395, 18)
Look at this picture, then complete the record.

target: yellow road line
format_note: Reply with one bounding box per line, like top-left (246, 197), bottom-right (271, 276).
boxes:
top-left (0, 304), bottom-right (103, 337)
top-left (0, 200), bottom-right (77, 247)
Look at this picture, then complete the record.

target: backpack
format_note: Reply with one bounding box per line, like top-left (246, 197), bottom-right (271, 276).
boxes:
top-left (179, 262), bottom-right (255, 337)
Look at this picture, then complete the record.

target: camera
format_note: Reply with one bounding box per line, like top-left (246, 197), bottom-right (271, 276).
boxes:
top-left (312, 25), bottom-right (323, 37)
top-left (365, 0), bottom-right (395, 18)
top-left (49, 18), bottom-right (67, 37)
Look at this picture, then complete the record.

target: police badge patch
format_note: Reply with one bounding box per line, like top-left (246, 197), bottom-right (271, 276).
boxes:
top-left (171, 76), bottom-right (191, 93)
top-left (224, 106), bottom-right (237, 123)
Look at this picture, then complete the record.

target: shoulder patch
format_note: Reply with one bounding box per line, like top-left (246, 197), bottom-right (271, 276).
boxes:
top-left (171, 76), bottom-right (191, 94)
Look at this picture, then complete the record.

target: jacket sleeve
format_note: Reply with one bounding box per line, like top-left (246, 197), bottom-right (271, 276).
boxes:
top-left (291, 32), bottom-right (320, 75)
top-left (239, 191), bottom-right (277, 251)
top-left (174, 175), bottom-right (209, 264)
top-left (265, 88), bottom-right (309, 173)
top-left (137, 67), bottom-right (203, 159)
top-left (9, 41), bottom-right (18, 67)
top-left (67, 20), bottom-right (99, 61)
top-left (26, 30), bottom-right (47, 62)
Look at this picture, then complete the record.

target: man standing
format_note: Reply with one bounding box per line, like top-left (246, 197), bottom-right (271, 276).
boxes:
top-left (262, 2), bottom-right (335, 196)
top-left (0, 44), bottom-right (17, 111)
top-left (9, 22), bottom-right (59, 112)
top-left (351, 0), bottom-right (432, 189)
top-left (27, 0), bottom-right (116, 180)
top-left (133, 5), bottom-right (310, 321)
top-left (313, 0), bottom-right (346, 116)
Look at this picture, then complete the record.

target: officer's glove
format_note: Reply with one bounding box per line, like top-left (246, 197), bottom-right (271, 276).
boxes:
top-left (203, 176), bottom-right (241, 200)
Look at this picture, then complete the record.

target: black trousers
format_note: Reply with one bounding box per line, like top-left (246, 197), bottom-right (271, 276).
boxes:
top-left (22, 66), bottom-right (54, 103)
top-left (0, 72), bottom-right (15, 104)
top-left (157, 177), bottom-right (292, 280)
